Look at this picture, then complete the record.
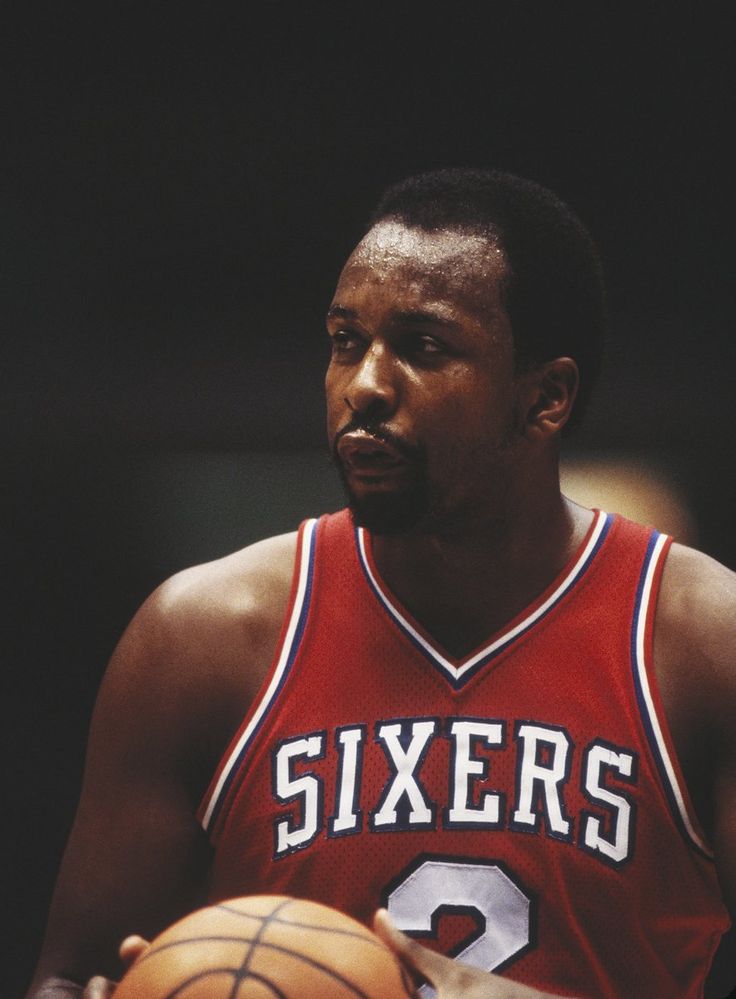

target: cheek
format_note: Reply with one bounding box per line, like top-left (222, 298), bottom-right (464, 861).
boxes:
top-left (324, 366), bottom-right (343, 420)
top-left (427, 387), bottom-right (518, 467)
top-left (325, 369), bottom-right (359, 445)
top-left (435, 377), bottom-right (510, 430)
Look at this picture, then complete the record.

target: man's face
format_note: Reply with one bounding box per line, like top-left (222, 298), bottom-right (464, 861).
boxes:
top-left (325, 221), bottom-right (524, 535)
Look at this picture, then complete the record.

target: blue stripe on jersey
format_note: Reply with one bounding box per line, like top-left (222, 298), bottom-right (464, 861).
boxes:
top-left (356, 511), bottom-right (613, 691)
top-left (202, 518), bottom-right (318, 834)
top-left (630, 531), bottom-right (712, 860)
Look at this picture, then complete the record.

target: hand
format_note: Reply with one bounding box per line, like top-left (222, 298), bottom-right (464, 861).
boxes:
top-left (81, 936), bottom-right (150, 998)
top-left (373, 910), bottom-right (560, 999)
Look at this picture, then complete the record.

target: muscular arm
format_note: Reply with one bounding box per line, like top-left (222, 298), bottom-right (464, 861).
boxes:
top-left (653, 543), bottom-right (736, 999)
top-left (26, 533), bottom-right (296, 996)
top-left (654, 543), bottom-right (736, 911)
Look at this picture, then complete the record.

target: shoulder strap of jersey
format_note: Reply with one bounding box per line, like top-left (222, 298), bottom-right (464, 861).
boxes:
top-left (628, 528), bottom-right (713, 858)
top-left (197, 517), bottom-right (320, 837)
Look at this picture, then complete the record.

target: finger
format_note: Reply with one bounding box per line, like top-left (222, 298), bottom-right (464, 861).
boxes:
top-left (119, 935), bottom-right (150, 966)
top-left (373, 908), bottom-right (450, 984)
top-left (82, 977), bottom-right (116, 999)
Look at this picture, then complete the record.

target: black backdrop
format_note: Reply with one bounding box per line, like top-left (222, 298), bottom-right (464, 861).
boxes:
top-left (5, 4), bottom-right (733, 996)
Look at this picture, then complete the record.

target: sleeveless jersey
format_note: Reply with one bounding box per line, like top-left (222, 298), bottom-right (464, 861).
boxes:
top-left (198, 509), bottom-right (729, 998)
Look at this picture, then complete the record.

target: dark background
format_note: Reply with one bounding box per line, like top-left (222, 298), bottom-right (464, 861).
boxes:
top-left (5, 4), bottom-right (733, 996)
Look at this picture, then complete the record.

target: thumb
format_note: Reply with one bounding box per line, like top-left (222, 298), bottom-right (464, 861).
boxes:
top-left (119, 935), bottom-right (151, 968)
top-left (373, 908), bottom-right (447, 985)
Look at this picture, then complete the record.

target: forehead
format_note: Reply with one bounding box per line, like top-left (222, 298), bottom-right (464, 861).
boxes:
top-left (334, 221), bottom-right (509, 319)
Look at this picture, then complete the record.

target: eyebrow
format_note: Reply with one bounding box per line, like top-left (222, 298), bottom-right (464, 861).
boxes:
top-left (326, 305), bottom-right (461, 329)
top-left (326, 305), bottom-right (358, 321)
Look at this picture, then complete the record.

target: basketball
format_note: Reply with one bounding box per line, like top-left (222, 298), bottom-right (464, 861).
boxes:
top-left (114, 894), bottom-right (416, 997)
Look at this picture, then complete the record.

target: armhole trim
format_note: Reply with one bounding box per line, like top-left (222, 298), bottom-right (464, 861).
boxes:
top-left (198, 518), bottom-right (319, 835)
top-left (631, 531), bottom-right (713, 859)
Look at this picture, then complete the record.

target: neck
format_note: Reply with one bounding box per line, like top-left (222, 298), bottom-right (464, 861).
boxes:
top-left (370, 474), bottom-right (592, 658)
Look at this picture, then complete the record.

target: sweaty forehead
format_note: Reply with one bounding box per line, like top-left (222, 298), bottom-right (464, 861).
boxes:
top-left (351, 220), bottom-right (504, 272)
top-left (339, 221), bottom-right (508, 312)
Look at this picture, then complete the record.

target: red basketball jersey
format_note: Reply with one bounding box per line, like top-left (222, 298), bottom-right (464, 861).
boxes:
top-left (198, 509), bottom-right (729, 997)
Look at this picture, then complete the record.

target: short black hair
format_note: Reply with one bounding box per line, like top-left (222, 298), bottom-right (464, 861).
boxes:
top-left (368, 167), bottom-right (606, 431)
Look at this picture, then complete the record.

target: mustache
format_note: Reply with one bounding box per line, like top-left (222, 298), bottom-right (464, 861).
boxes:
top-left (332, 415), bottom-right (423, 463)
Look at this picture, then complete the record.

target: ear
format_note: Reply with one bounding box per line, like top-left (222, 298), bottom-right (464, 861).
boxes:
top-left (519, 357), bottom-right (579, 439)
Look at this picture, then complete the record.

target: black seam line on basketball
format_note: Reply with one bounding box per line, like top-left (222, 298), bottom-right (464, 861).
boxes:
top-left (162, 967), bottom-right (289, 999)
top-left (136, 936), bottom-right (385, 999)
top-left (237, 897), bottom-right (294, 990)
top-left (234, 948), bottom-right (378, 999)
top-left (216, 903), bottom-right (388, 951)
top-left (136, 930), bottom-right (387, 967)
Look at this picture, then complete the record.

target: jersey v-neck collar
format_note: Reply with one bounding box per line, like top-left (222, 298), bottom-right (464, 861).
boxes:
top-left (354, 509), bottom-right (613, 690)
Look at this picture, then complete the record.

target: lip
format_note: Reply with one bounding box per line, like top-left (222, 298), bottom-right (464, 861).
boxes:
top-left (336, 431), bottom-right (407, 474)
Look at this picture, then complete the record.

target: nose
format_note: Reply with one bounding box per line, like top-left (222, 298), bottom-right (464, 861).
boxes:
top-left (344, 341), bottom-right (399, 419)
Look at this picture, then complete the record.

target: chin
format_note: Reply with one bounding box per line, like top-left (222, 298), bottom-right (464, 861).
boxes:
top-left (345, 487), bottom-right (431, 536)
top-left (333, 452), bottom-right (432, 536)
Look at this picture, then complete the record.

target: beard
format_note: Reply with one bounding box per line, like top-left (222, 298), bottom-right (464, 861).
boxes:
top-left (336, 462), bottom-right (431, 535)
top-left (331, 420), bottom-right (431, 535)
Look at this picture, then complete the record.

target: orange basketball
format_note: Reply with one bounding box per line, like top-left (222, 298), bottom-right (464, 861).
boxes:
top-left (115, 894), bottom-right (416, 998)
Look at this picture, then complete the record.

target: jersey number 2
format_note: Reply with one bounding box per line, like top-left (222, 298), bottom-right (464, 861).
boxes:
top-left (385, 857), bottom-right (533, 997)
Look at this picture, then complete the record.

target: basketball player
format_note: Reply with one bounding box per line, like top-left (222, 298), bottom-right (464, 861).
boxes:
top-left (27, 170), bottom-right (735, 998)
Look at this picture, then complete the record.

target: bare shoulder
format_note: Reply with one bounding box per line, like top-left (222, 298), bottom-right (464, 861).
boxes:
top-left (148, 530), bottom-right (298, 643)
top-left (657, 542), bottom-right (736, 664)
top-left (93, 530), bottom-right (299, 798)
top-left (136, 528), bottom-right (297, 684)
top-left (117, 530), bottom-right (298, 686)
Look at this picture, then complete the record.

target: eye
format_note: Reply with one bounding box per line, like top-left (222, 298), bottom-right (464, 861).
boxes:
top-left (415, 335), bottom-right (444, 353)
top-left (329, 329), bottom-right (364, 354)
top-left (401, 332), bottom-right (447, 358)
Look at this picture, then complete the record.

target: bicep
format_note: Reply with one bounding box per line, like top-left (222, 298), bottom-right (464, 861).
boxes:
top-left (29, 548), bottom-right (285, 993)
top-left (30, 604), bottom-right (215, 988)
top-left (36, 770), bottom-right (211, 984)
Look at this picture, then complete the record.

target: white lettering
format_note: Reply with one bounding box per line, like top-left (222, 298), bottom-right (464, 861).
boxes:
top-left (274, 734), bottom-right (324, 855)
top-left (582, 743), bottom-right (635, 864)
top-left (372, 720), bottom-right (437, 827)
top-left (512, 723), bottom-right (572, 837)
top-left (330, 726), bottom-right (364, 834)
top-left (447, 720), bottom-right (504, 825)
